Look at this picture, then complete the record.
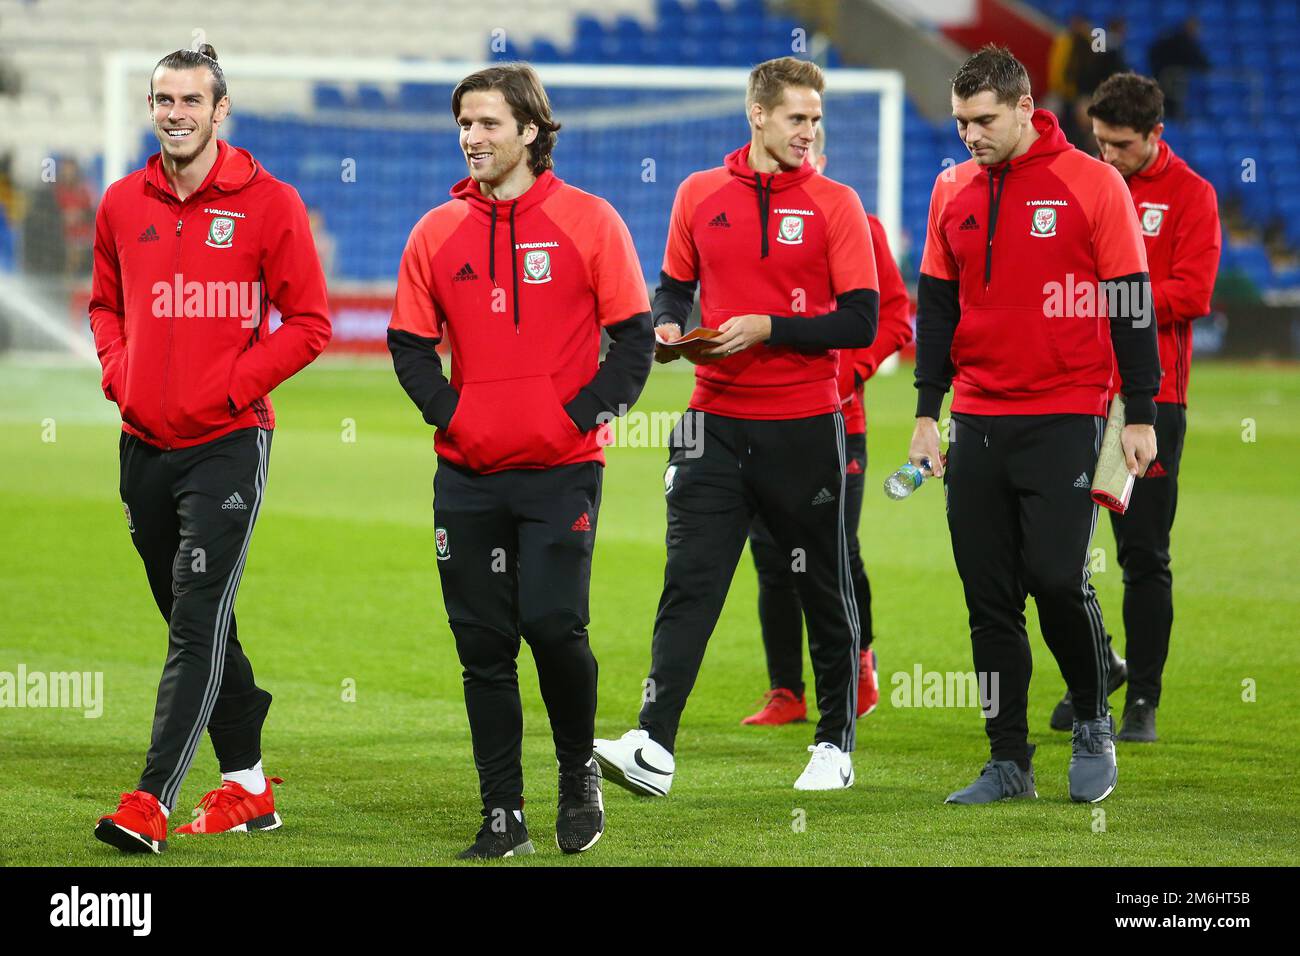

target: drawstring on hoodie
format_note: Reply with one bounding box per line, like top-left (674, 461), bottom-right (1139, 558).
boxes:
top-left (508, 203), bottom-right (519, 333)
top-left (984, 165), bottom-right (1009, 286)
top-left (486, 201), bottom-right (521, 333)
top-left (753, 172), bottom-right (774, 258)
top-left (488, 204), bottom-right (497, 285)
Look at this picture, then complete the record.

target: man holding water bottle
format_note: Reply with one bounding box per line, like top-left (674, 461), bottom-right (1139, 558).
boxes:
top-left (907, 47), bottom-right (1160, 804)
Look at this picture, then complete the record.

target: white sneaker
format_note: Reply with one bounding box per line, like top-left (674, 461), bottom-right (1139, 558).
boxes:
top-left (793, 742), bottom-right (854, 790)
top-left (593, 729), bottom-right (675, 797)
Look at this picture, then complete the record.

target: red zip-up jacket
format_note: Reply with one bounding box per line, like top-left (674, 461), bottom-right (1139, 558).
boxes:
top-left (388, 170), bottom-right (652, 474)
top-left (1111, 139), bottom-right (1220, 406)
top-left (89, 140), bottom-right (332, 449)
top-left (915, 109), bottom-right (1161, 425)
top-left (838, 213), bottom-right (913, 435)
top-left (658, 144), bottom-right (879, 420)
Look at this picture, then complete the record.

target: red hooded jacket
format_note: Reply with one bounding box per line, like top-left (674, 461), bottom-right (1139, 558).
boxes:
top-left (662, 144), bottom-right (878, 420)
top-left (838, 213), bottom-right (913, 435)
top-left (89, 140), bottom-right (331, 449)
top-left (1112, 139), bottom-right (1220, 406)
top-left (389, 170), bottom-right (650, 474)
top-left (916, 109), bottom-right (1159, 425)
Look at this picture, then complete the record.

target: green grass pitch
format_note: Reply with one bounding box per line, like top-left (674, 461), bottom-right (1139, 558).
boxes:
top-left (1, 357), bottom-right (1297, 866)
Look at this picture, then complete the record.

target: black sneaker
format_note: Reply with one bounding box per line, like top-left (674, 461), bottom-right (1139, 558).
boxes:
top-left (556, 757), bottom-right (604, 854)
top-left (1117, 698), bottom-right (1158, 742)
top-left (456, 809), bottom-right (535, 860)
top-left (1050, 643), bottom-right (1127, 731)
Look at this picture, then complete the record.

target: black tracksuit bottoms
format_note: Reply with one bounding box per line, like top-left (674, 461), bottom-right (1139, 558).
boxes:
top-left (944, 413), bottom-right (1110, 764)
top-left (433, 460), bottom-right (603, 813)
top-left (119, 427), bottom-right (274, 810)
top-left (1109, 402), bottom-right (1186, 707)
top-left (749, 432), bottom-right (873, 697)
top-left (638, 410), bottom-right (861, 754)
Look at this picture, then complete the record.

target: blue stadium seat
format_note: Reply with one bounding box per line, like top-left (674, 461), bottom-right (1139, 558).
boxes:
top-left (313, 84), bottom-right (348, 111)
top-left (356, 85), bottom-right (390, 112)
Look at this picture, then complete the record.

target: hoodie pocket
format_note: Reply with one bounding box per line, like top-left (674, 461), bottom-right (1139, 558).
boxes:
top-left (171, 354), bottom-right (237, 439)
top-left (446, 374), bottom-right (580, 472)
top-left (951, 306), bottom-right (1074, 395)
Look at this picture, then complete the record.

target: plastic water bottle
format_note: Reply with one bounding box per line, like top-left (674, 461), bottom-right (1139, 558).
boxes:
top-left (883, 459), bottom-right (931, 500)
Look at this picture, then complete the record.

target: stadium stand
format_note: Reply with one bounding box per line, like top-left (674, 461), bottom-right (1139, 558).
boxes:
top-left (0, 0), bottom-right (1291, 296)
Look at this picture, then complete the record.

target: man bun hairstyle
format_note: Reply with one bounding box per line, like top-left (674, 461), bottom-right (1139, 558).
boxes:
top-left (951, 44), bottom-right (1031, 106)
top-left (747, 56), bottom-right (825, 112)
top-left (451, 63), bottom-right (561, 175)
top-left (1087, 72), bottom-right (1165, 135)
top-left (152, 43), bottom-right (227, 103)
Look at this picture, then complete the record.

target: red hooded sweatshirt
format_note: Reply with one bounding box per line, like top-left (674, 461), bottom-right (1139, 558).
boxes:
top-left (389, 170), bottom-right (651, 474)
top-left (89, 140), bottom-right (332, 449)
top-left (838, 213), bottom-right (913, 435)
top-left (661, 144), bottom-right (879, 420)
top-left (916, 109), bottom-right (1160, 425)
top-left (1112, 139), bottom-right (1220, 406)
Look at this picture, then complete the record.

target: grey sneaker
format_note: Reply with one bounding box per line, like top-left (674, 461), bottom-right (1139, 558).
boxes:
top-left (945, 753), bottom-right (1037, 804)
top-left (1069, 715), bottom-right (1118, 802)
top-left (1117, 699), bottom-right (1158, 742)
top-left (1050, 645), bottom-right (1127, 731)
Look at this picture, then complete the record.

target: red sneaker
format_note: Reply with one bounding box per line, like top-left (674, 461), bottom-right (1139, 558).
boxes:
top-left (857, 649), bottom-right (879, 717)
top-left (95, 789), bottom-right (167, 854)
top-left (174, 776), bottom-right (284, 835)
top-left (741, 688), bottom-right (807, 726)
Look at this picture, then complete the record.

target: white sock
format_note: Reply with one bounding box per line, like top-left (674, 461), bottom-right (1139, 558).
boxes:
top-left (221, 761), bottom-right (266, 795)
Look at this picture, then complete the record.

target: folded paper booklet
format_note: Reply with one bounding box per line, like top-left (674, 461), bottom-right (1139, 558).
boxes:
top-left (654, 327), bottom-right (721, 348)
top-left (1091, 394), bottom-right (1135, 514)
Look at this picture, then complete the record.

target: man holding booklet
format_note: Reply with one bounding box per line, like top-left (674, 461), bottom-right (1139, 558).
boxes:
top-left (594, 56), bottom-right (879, 795)
top-left (907, 47), bottom-right (1161, 805)
top-left (1046, 72), bottom-right (1222, 743)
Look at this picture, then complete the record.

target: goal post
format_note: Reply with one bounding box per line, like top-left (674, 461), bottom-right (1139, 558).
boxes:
top-left (105, 53), bottom-right (903, 247)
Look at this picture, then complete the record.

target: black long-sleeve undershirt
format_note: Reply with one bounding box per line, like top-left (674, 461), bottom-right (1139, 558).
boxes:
top-left (653, 271), bottom-right (697, 330)
top-left (388, 328), bottom-right (459, 428)
top-left (913, 273), bottom-right (960, 421)
top-left (768, 288), bottom-right (878, 352)
top-left (564, 311), bottom-right (655, 431)
top-left (653, 270), bottom-right (878, 353)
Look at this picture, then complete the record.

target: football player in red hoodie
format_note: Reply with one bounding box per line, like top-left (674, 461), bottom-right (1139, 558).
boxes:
top-left (595, 58), bottom-right (879, 795)
top-left (1044, 72), bottom-right (1220, 742)
top-left (742, 125), bottom-right (913, 727)
top-left (909, 47), bottom-right (1160, 805)
top-left (389, 65), bottom-right (653, 859)
top-left (90, 46), bottom-right (331, 853)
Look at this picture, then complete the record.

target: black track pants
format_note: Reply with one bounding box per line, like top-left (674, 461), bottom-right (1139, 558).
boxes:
top-left (944, 413), bottom-right (1110, 763)
top-left (638, 411), bottom-right (860, 753)
top-left (433, 461), bottom-right (602, 813)
top-left (1109, 402), bottom-right (1186, 707)
top-left (120, 427), bottom-right (274, 810)
top-left (749, 432), bottom-right (873, 696)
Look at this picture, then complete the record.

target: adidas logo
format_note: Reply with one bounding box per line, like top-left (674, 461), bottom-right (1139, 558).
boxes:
top-left (845, 459), bottom-right (864, 476)
top-left (1073, 472), bottom-right (1091, 489)
top-left (452, 262), bottom-right (477, 281)
top-left (708, 212), bottom-right (731, 228)
top-left (570, 512), bottom-right (592, 532)
top-left (138, 224), bottom-right (160, 242)
top-left (959, 214), bottom-right (979, 231)
top-left (221, 492), bottom-right (249, 511)
top-left (811, 487), bottom-right (836, 506)
top-left (1145, 461), bottom-right (1167, 478)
